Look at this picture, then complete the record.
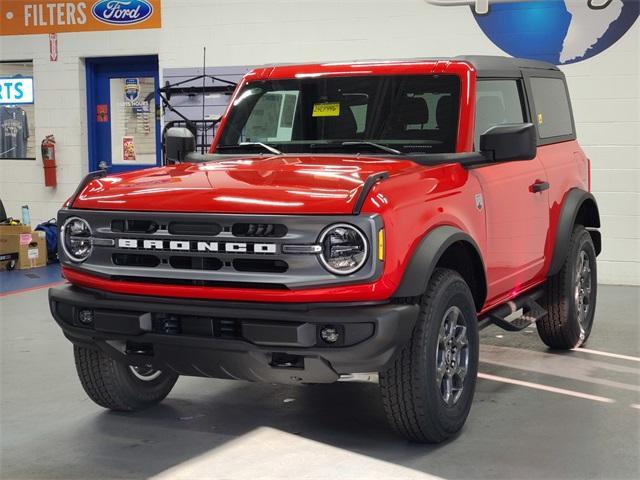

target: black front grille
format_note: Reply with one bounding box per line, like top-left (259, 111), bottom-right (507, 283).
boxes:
top-left (112, 253), bottom-right (160, 267)
top-left (111, 275), bottom-right (289, 289)
top-left (169, 256), bottom-right (223, 271)
top-left (59, 209), bottom-right (381, 290)
top-left (108, 217), bottom-right (285, 274)
top-left (112, 255), bottom-right (286, 274)
top-left (213, 318), bottom-right (242, 338)
top-left (232, 259), bottom-right (288, 273)
top-left (168, 222), bottom-right (222, 236)
top-left (151, 314), bottom-right (242, 339)
top-left (232, 223), bottom-right (287, 237)
top-left (111, 219), bottom-right (158, 233)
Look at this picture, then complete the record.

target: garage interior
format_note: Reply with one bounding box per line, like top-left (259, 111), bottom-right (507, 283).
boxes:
top-left (1, 0), bottom-right (639, 479)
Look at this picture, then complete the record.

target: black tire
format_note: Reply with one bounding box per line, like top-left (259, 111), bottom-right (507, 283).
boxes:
top-left (74, 346), bottom-right (178, 411)
top-left (379, 268), bottom-right (479, 443)
top-left (538, 224), bottom-right (597, 349)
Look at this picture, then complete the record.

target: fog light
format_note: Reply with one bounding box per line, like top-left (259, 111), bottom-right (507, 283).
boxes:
top-left (320, 326), bottom-right (340, 344)
top-left (78, 309), bottom-right (94, 325)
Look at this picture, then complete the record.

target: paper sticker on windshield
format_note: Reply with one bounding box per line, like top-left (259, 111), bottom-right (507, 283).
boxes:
top-left (312, 102), bottom-right (340, 117)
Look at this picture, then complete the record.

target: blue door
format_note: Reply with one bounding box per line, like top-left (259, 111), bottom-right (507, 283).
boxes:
top-left (86, 56), bottom-right (161, 174)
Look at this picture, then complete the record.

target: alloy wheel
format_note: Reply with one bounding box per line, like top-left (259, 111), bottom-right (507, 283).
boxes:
top-left (435, 306), bottom-right (469, 407)
top-left (574, 249), bottom-right (593, 339)
top-left (129, 365), bottom-right (162, 382)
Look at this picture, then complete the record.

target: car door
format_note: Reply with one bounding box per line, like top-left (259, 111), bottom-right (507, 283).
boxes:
top-left (470, 79), bottom-right (550, 305)
top-left (526, 74), bottom-right (587, 262)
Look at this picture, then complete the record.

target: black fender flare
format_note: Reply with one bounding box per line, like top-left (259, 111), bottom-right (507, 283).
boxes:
top-left (392, 225), bottom-right (487, 306)
top-left (548, 188), bottom-right (601, 277)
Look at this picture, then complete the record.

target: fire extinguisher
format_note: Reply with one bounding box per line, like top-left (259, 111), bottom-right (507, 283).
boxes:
top-left (41, 135), bottom-right (57, 187)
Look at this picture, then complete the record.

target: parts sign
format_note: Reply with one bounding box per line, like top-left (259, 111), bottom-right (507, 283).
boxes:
top-left (0, 1), bottom-right (161, 36)
top-left (0, 78), bottom-right (34, 105)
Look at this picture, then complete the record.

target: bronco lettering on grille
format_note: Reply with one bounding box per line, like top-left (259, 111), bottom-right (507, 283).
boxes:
top-left (116, 238), bottom-right (277, 254)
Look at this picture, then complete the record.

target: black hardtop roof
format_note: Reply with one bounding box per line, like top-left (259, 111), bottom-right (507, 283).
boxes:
top-left (262, 55), bottom-right (561, 79)
top-left (454, 55), bottom-right (561, 77)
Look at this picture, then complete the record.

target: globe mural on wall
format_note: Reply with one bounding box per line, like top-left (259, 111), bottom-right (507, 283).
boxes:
top-left (426, 1), bottom-right (639, 65)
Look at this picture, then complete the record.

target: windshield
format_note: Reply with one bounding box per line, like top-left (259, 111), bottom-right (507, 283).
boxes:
top-left (215, 75), bottom-right (460, 155)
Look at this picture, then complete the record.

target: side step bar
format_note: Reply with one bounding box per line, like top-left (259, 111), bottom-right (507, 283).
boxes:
top-left (478, 289), bottom-right (547, 332)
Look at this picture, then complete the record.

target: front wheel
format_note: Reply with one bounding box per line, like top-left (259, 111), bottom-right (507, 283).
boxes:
top-left (74, 346), bottom-right (178, 411)
top-left (379, 268), bottom-right (479, 443)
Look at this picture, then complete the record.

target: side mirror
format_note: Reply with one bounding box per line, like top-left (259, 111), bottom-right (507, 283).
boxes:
top-left (165, 127), bottom-right (196, 163)
top-left (479, 123), bottom-right (536, 162)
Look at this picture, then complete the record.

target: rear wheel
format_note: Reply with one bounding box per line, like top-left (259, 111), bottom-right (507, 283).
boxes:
top-left (379, 268), bottom-right (479, 443)
top-left (538, 225), bottom-right (597, 349)
top-left (74, 346), bottom-right (178, 411)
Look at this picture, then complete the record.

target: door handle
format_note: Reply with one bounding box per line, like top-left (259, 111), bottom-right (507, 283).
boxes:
top-left (529, 180), bottom-right (550, 193)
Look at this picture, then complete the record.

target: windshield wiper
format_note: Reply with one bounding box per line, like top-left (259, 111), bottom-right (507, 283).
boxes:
top-left (341, 141), bottom-right (402, 155)
top-left (239, 142), bottom-right (282, 155)
top-left (217, 142), bottom-right (282, 155)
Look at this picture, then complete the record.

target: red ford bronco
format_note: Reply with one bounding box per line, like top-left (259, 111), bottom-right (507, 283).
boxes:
top-left (50, 56), bottom-right (600, 443)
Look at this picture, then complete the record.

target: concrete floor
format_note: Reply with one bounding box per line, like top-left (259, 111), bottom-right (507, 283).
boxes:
top-left (1, 283), bottom-right (638, 479)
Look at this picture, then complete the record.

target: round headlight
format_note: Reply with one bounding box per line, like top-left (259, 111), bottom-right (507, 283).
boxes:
top-left (62, 217), bottom-right (93, 262)
top-left (318, 224), bottom-right (368, 275)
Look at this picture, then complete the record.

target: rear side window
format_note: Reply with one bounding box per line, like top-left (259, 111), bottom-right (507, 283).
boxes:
top-left (529, 77), bottom-right (574, 139)
top-left (474, 80), bottom-right (525, 148)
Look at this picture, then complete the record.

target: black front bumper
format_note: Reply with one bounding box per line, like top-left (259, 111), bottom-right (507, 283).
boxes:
top-left (49, 285), bottom-right (419, 384)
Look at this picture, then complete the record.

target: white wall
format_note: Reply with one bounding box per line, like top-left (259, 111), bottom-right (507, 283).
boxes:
top-left (0, 0), bottom-right (638, 284)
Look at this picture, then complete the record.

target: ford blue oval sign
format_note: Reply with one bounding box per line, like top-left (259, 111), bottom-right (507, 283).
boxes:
top-left (425, 0), bottom-right (639, 65)
top-left (92, 0), bottom-right (154, 25)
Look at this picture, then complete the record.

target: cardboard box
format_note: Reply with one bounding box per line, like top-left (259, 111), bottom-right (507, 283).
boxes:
top-left (0, 225), bottom-right (31, 236)
top-left (0, 225), bottom-right (47, 270)
top-left (0, 225), bottom-right (30, 270)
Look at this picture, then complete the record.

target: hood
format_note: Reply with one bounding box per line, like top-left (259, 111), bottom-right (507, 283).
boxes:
top-left (72, 155), bottom-right (421, 214)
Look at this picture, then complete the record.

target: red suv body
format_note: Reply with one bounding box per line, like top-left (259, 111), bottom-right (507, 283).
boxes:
top-left (50, 56), bottom-right (601, 442)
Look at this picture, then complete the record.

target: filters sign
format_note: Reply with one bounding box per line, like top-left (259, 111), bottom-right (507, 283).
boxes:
top-left (0, 0), bottom-right (161, 35)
